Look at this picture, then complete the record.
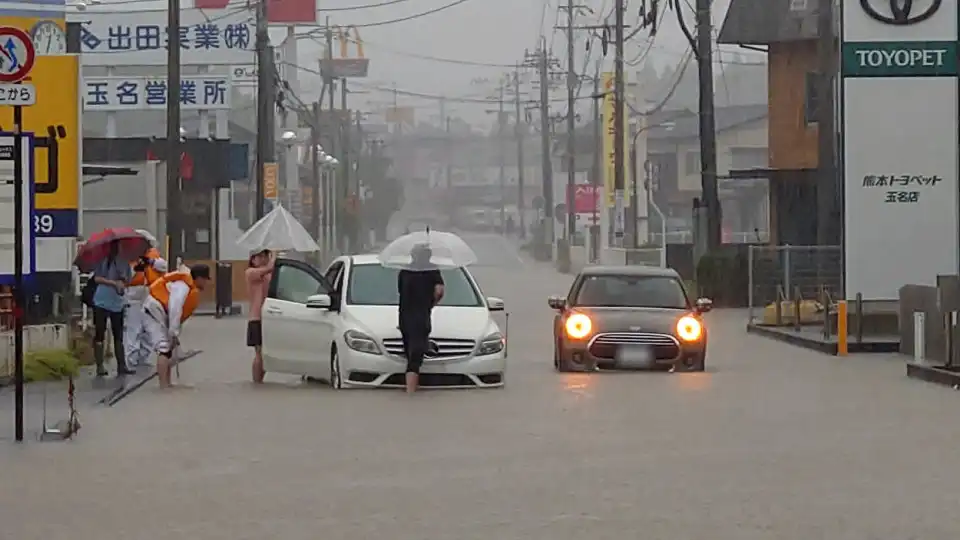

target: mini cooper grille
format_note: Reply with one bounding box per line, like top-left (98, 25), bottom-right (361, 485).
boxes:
top-left (588, 332), bottom-right (681, 360)
top-left (382, 338), bottom-right (477, 360)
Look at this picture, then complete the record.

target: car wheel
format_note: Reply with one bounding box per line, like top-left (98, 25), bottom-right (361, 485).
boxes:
top-left (329, 347), bottom-right (343, 389)
top-left (554, 340), bottom-right (573, 372)
top-left (683, 352), bottom-right (706, 372)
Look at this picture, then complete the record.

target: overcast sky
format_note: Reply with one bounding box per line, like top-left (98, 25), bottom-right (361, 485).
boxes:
top-left (88, 0), bottom-right (760, 123)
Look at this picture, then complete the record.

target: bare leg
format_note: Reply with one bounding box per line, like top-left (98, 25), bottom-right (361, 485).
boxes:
top-left (252, 346), bottom-right (265, 384)
top-left (405, 372), bottom-right (419, 394)
top-left (157, 353), bottom-right (173, 388)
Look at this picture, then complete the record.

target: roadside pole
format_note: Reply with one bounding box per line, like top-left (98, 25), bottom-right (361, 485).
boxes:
top-left (0, 25), bottom-right (38, 442)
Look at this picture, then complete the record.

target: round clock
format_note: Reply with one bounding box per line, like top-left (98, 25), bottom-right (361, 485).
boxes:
top-left (30, 20), bottom-right (66, 55)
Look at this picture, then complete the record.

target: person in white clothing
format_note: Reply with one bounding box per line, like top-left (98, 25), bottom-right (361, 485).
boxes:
top-left (124, 231), bottom-right (168, 368)
top-left (142, 265), bottom-right (211, 388)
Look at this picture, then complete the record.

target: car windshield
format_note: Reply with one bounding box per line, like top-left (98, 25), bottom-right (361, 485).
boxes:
top-left (573, 275), bottom-right (689, 309)
top-left (347, 264), bottom-right (483, 307)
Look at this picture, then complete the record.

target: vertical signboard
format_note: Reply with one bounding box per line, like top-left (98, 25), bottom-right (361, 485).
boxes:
top-left (841, 0), bottom-right (958, 300)
top-left (600, 72), bottom-right (631, 209)
top-left (0, 3), bottom-right (78, 244)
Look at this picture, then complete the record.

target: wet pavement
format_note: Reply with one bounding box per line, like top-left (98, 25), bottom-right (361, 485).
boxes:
top-left (2, 233), bottom-right (960, 538)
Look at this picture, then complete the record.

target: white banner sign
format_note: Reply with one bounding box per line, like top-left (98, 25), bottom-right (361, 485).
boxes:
top-left (82, 75), bottom-right (232, 111)
top-left (69, 9), bottom-right (256, 66)
top-left (841, 0), bottom-right (959, 300)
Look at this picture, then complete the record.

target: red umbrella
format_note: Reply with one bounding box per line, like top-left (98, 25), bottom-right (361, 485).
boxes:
top-left (74, 228), bottom-right (152, 273)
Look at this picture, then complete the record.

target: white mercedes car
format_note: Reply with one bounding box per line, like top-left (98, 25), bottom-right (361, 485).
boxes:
top-left (260, 254), bottom-right (507, 389)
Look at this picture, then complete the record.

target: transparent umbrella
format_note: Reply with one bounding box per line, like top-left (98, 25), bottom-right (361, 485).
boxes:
top-left (236, 204), bottom-right (320, 253)
top-left (377, 229), bottom-right (477, 271)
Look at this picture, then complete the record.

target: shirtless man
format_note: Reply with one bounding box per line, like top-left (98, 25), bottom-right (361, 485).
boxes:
top-left (246, 249), bottom-right (276, 383)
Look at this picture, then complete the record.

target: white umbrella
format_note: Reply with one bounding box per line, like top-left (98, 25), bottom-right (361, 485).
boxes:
top-left (377, 229), bottom-right (477, 271)
top-left (236, 204), bottom-right (320, 253)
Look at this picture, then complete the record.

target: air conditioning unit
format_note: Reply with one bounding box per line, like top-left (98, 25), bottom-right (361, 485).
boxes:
top-left (789, 0), bottom-right (808, 12)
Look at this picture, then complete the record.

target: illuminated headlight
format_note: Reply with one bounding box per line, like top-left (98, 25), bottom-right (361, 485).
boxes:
top-left (344, 329), bottom-right (382, 355)
top-left (676, 316), bottom-right (703, 342)
top-left (477, 333), bottom-right (505, 355)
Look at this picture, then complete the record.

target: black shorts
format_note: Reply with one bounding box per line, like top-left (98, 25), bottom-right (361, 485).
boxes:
top-left (246, 320), bottom-right (263, 347)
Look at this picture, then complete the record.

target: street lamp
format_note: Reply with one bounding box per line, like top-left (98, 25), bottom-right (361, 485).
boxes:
top-left (280, 130), bottom-right (297, 142)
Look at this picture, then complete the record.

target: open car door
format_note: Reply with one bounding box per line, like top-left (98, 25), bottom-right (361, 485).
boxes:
top-left (261, 258), bottom-right (336, 379)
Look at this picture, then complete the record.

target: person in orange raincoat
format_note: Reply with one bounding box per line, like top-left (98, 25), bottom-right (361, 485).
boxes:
top-left (142, 265), bottom-right (212, 388)
top-left (124, 231), bottom-right (168, 368)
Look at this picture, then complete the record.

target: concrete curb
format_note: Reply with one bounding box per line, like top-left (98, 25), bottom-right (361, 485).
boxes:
top-left (103, 350), bottom-right (202, 406)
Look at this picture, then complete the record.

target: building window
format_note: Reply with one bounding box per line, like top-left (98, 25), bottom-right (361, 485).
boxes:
top-left (804, 72), bottom-right (819, 124)
top-left (684, 151), bottom-right (700, 174)
top-left (730, 147), bottom-right (769, 170)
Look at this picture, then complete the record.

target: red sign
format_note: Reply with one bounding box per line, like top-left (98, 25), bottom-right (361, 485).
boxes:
top-left (567, 184), bottom-right (598, 214)
top-left (193, 0), bottom-right (318, 24)
top-left (145, 149), bottom-right (194, 180)
top-left (0, 27), bottom-right (36, 83)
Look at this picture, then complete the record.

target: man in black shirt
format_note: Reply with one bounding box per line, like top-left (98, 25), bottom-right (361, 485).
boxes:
top-left (397, 244), bottom-right (444, 393)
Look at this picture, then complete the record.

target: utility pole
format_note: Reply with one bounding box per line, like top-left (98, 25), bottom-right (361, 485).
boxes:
top-left (311, 101), bottom-right (321, 251)
top-left (325, 20), bottom-right (338, 252)
top-left (341, 78), bottom-right (351, 252)
top-left (497, 81), bottom-right (506, 233)
top-left (558, 0), bottom-right (587, 254)
top-left (613, 0), bottom-right (626, 247)
top-left (591, 64), bottom-right (601, 261)
top-left (816, 0), bottom-right (837, 246)
top-left (254, 0), bottom-right (272, 221)
top-left (165, 0), bottom-right (182, 258)
top-left (513, 67), bottom-right (526, 239)
top-left (536, 42), bottom-right (554, 254)
top-left (694, 0), bottom-right (721, 250)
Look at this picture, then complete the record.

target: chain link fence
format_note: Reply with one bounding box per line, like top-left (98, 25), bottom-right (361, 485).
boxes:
top-left (747, 245), bottom-right (842, 325)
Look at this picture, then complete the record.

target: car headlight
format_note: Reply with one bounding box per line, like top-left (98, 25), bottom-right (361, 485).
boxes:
top-left (477, 332), bottom-right (504, 355)
top-left (564, 313), bottom-right (592, 339)
top-left (676, 316), bottom-right (703, 342)
top-left (343, 329), bottom-right (382, 355)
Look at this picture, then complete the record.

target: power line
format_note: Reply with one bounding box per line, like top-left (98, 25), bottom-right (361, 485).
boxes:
top-left (284, 59), bottom-right (599, 105)
top-left (304, 0), bottom-right (479, 29)
top-left (310, 34), bottom-right (516, 67)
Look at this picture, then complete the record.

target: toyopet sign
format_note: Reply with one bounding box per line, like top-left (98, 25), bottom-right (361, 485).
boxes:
top-left (82, 75), bottom-right (231, 111)
top-left (841, 0), bottom-right (958, 300)
top-left (68, 8), bottom-right (255, 66)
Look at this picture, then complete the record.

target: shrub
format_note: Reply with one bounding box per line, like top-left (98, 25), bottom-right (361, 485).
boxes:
top-left (23, 349), bottom-right (80, 383)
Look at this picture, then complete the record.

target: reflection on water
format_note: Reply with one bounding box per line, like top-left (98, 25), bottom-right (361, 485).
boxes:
top-left (673, 372), bottom-right (712, 392)
top-left (560, 373), bottom-right (595, 398)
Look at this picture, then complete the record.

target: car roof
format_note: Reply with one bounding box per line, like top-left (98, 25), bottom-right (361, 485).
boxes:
top-left (579, 265), bottom-right (680, 278)
top-left (349, 254), bottom-right (461, 268)
top-left (350, 254), bottom-right (381, 265)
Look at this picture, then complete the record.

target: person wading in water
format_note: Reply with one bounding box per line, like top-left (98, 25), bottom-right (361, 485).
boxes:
top-left (246, 249), bottom-right (276, 384)
top-left (397, 244), bottom-right (444, 393)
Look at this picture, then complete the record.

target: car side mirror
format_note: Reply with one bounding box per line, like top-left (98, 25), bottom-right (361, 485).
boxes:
top-left (306, 293), bottom-right (333, 309)
top-left (547, 295), bottom-right (565, 310)
top-left (487, 296), bottom-right (505, 311)
top-left (695, 297), bottom-right (713, 313)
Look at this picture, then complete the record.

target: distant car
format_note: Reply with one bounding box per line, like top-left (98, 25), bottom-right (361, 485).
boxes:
top-left (548, 265), bottom-right (711, 372)
top-left (260, 255), bottom-right (508, 389)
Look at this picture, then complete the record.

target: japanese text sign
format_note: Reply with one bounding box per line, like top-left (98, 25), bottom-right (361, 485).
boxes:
top-left (82, 75), bottom-right (232, 111)
top-left (70, 9), bottom-right (255, 66)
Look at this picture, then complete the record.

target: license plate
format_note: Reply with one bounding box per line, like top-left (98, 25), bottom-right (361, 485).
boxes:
top-left (615, 345), bottom-right (654, 368)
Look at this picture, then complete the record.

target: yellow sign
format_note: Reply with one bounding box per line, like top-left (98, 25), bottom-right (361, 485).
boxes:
top-left (600, 72), bottom-right (631, 208)
top-left (263, 163), bottom-right (278, 199)
top-left (0, 16), bottom-right (79, 237)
